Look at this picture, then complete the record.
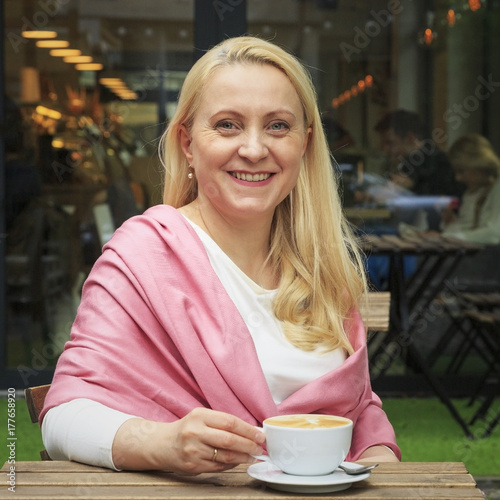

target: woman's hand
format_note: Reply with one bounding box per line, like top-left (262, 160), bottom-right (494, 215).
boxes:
top-left (357, 445), bottom-right (399, 463)
top-left (112, 407), bottom-right (265, 474)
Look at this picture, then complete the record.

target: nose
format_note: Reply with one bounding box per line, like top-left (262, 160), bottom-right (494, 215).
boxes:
top-left (238, 131), bottom-right (269, 163)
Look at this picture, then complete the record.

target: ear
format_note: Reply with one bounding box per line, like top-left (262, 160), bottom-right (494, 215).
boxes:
top-left (302, 127), bottom-right (312, 157)
top-left (179, 125), bottom-right (194, 165)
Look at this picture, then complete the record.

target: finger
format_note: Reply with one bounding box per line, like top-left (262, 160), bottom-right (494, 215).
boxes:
top-left (205, 444), bottom-right (257, 466)
top-left (185, 409), bottom-right (264, 463)
top-left (201, 409), bottom-right (265, 444)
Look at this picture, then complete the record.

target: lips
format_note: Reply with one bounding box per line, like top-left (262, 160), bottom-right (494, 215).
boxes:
top-left (230, 172), bottom-right (273, 182)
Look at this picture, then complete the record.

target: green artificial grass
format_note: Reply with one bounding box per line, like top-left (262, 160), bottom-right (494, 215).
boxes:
top-left (383, 397), bottom-right (500, 477)
top-left (0, 396), bottom-right (44, 462)
top-left (0, 396), bottom-right (499, 477)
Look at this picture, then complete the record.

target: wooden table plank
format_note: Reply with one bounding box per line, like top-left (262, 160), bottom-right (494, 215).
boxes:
top-left (380, 234), bottom-right (417, 250)
top-left (2, 460), bottom-right (472, 475)
top-left (0, 485), bottom-right (484, 499)
top-left (0, 462), bottom-right (483, 500)
top-left (12, 471), bottom-right (479, 488)
top-left (360, 292), bottom-right (391, 332)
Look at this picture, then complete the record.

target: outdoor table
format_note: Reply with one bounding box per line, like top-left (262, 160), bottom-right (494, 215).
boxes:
top-left (344, 206), bottom-right (392, 225)
top-left (358, 233), bottom-right (484, 438)
top-left (0, 460), bottom-right (484, 499)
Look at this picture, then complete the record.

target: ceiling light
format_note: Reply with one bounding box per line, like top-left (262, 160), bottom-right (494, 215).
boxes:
top-left (75, 63), bottom-right (103, 71)
top-left (99, 78), bottom-right (125, 86)
top-left (50, 49), bottom-right (82, 57)
top-left (36, 40), bottom-right (70, 48)
top-left (35, 105), bottom-right (62, 120)
top-left (64, 56), bottom-right (93, 63)
top-left (22, 30), bottom-right (57, 39)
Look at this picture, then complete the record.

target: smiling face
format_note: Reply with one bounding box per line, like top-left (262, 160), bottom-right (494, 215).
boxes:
top-left (180, 63), bottom-right (311, 226)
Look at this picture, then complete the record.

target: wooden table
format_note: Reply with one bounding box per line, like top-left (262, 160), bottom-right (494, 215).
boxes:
top-left (0, 460), bottom-right (484, 499)
top-left (344, 206), bottom-right (392, 224)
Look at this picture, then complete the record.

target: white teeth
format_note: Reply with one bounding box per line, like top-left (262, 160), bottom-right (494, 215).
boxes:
top-left (232, 172), bottom-right (271, 182)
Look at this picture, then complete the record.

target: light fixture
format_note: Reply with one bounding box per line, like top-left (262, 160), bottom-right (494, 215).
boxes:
top-left (446, 9), bottom-right (456, 27)
top-left (423, 28), bottom-right (434, 45)
top-left (468, 0), bottom-right (481, 11)
top-left (75, 63), bottom-right (103, 71)
top-left (117, 92), bottom-right (138, 100)
top-left (50, 49), bottom-right (82, 57)
top-left (110, 86), bottom-right (129, 92)
top-left (35, 105), bottom-right (62, 120)
top-left (22, 30), bottom-right (57, 39)
top-left (36, 40), bottom-right (70, 48)
top-left (99, 78), bottom-right (123, 85)
top-left (332, 74), bottom-right (373, 109)
top-left (64, 56), bottom-right (93, 63)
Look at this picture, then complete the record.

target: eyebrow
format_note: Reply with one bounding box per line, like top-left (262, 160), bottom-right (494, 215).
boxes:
top-left (210, 108), bottom-right (299, 121)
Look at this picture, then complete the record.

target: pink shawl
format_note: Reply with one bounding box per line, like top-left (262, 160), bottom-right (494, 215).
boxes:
top-left (42, 205), bottom-right (400, 461)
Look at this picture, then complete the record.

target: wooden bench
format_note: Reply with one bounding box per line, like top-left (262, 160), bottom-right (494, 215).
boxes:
top-left (24, 384), bottom-right (52, 460)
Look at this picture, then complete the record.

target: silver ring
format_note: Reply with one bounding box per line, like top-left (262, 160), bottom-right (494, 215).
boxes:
top-left (212, 448), bottom-right (218, 462)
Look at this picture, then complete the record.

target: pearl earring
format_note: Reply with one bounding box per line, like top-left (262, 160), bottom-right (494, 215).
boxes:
top-left (188, 165), bottom-right (194, 179)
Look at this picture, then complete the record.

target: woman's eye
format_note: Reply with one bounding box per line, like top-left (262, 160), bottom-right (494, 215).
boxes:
top-left (270, 122), bottom-right (289, 131)
top-left (217, 121), bottom-right (235, 130)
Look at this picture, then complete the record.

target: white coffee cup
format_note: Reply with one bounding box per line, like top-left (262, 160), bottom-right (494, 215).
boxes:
top-left (254, 414), bottom-right (352, 476)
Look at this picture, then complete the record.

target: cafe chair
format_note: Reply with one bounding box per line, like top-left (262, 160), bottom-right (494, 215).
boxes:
top-left (360, 292), bottom-right (391, 337)
top-left (24, 384), bottom-right (52, 460)
top-left (426, 245), bottom-right (500, 374)
top-left (426, 289), bottom-right (499, 375)
top-left (461, 310), bottom-right (500, 438)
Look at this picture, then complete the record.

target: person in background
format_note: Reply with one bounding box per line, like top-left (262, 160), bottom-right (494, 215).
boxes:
top-left (40, 36), bottom-right (400, 475)
top-left (374, 109), bottom-right (464, 198)
top-left (321, 110), bottom-right (355, 152)
top-left (440, 133), bottom-right (500, 244)
top-left (3, 95), bottom-right (42, 231)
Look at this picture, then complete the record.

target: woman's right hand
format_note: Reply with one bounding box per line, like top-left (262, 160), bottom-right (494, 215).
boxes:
top-left (112, 407), bottom-right (265, 475)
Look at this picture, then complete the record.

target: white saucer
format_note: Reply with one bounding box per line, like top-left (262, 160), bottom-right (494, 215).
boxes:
top-left (247, 461), bottom-right (371, 494)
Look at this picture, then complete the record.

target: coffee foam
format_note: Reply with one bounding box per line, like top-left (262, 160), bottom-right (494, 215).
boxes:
top-left (265, 414), bottom-right (348, 429)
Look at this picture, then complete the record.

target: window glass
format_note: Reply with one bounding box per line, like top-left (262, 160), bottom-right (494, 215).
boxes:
top-left (3, 0), bottom-right (194, 375)
top-left (2, 0), bottom-right (500, 385)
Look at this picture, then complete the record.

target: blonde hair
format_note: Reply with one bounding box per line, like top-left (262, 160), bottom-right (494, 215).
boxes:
top-left (160, 36), bottom-right (366, 353)
top-left (449, 134), bottom-right (500, 180)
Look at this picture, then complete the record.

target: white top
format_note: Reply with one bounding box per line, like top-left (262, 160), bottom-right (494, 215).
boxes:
top-left (442, 178), bottom-right (500, 244)
top-left (189, 220), bottom-right (346, 405)
top-left (42, 216), bottom-right (346, 469)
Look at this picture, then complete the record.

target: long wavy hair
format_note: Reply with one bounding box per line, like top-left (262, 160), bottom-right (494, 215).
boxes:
top-left (160, 36), bottom-right (366, 353)
top-left (449, 133), bottom-right (500, 180)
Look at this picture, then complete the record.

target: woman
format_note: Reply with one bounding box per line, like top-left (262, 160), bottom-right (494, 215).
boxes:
top-left (41, 36), bottom-right (400, 474)
top-left (441, 133), bottom-right (500, 244)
